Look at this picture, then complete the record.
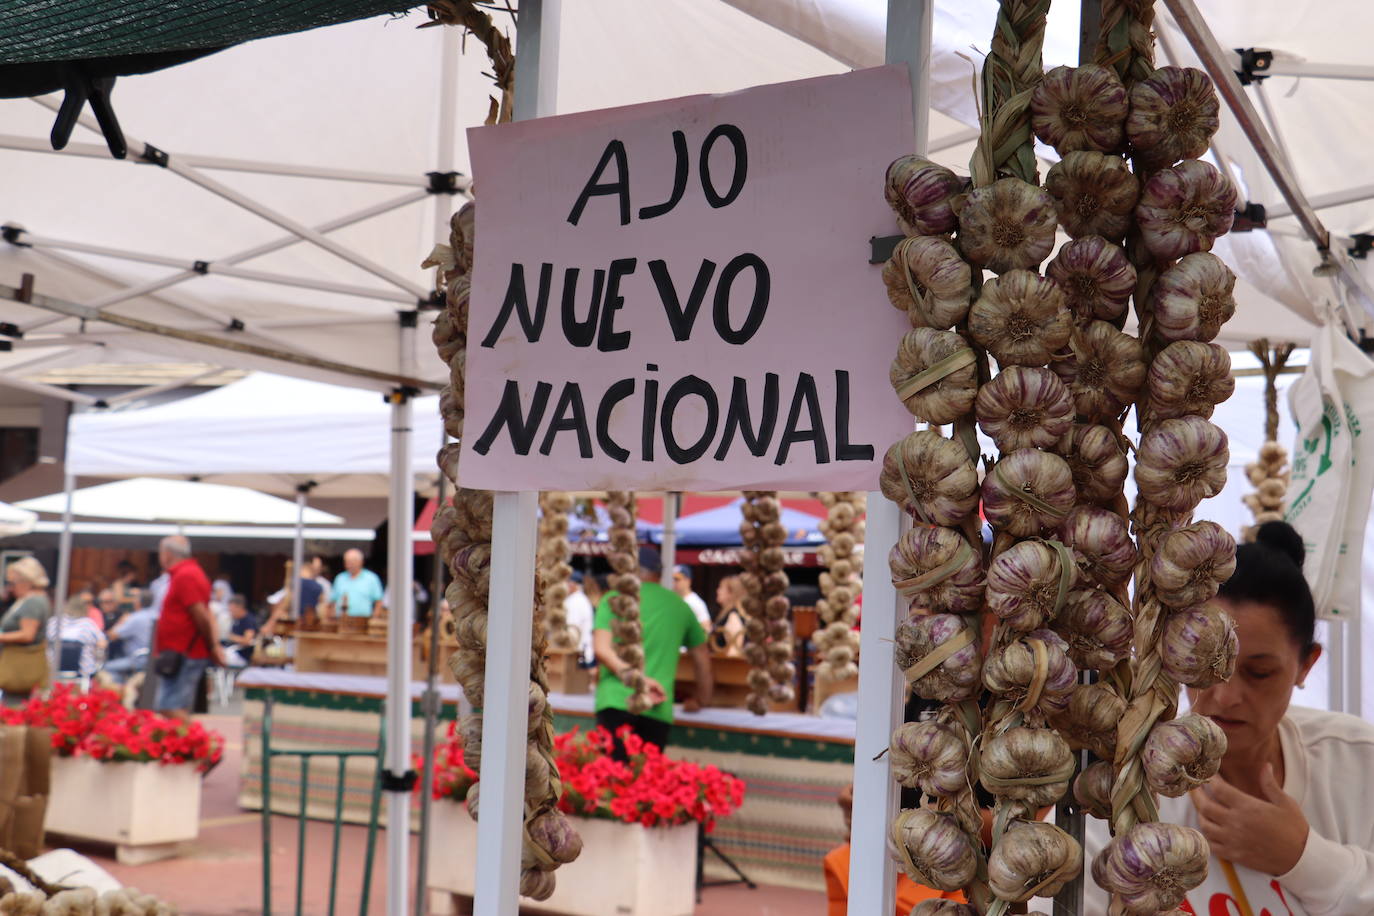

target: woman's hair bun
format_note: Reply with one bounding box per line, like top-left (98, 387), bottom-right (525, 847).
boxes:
top-left (1255, 520), bottom-right (1305, 570)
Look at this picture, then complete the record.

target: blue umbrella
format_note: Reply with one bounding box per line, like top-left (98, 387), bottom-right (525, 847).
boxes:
top-left (654, 498), bottom-right (825, 547)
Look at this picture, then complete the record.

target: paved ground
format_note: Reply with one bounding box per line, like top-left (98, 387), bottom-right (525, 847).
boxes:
top-left (48, 705), bottom-right (827, 915)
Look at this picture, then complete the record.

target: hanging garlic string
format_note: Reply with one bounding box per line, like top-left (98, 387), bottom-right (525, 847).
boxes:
top-left (604, 491), bottom-right (653, 714)
top-left (1241, 340), bottom-right (1294, 541)
top-left (739, 491), bottom-right (796, 715)
top-left (538, 492), bottom-right (578, 650)
top-left (815, 492), bottom-right (864, 683)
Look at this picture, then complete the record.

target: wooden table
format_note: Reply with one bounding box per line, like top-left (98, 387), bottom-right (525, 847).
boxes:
top-left (674, 653), bottom-right (801, 712)
top-left (293, 631), bottom-right (456, 682)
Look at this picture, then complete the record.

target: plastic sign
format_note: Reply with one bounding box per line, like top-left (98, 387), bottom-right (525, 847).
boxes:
top-left (462, 66), bottom-right (916, 491)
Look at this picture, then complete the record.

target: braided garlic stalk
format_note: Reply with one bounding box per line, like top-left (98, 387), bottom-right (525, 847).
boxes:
top-left (428, 202), bottom-right (579, 899)
top-left (740, 491), bottom-right (796, 715)
top-left (1241, 341), bottom-right (1294, 541)
top-left (604, 491), bottom-right (653, 714)
top-left (538, 492), bottom-right (578, 650)
top-left (815, 492), bottom-right (864, 682)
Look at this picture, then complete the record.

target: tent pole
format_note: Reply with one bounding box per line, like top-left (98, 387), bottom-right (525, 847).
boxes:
top-left (54, 467), bottom-right (75, 620)
top-left (415, 24), bottom-right (462, 915)
top-left (291, 486), bottom-right (309, 620)
top-left (849, 4), bottom-right (931, 915)
top-left (660, 492), bottom-right (679, 585)
top-left (0, 373), bottom-right (100, 406)
top-left (384, 381), bottom-right (417, 916)
top-left (1328, 618), bottom-right (1345, 713)
top-left (475, 3), bottom-right (561, 914)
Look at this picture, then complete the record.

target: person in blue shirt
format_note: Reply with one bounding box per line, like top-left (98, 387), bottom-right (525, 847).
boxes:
top-left (330, 549), bottom-right (385, 618)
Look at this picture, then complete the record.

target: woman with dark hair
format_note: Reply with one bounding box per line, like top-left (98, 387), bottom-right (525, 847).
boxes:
top-left (1087, 521), bottom-right (1374, 915)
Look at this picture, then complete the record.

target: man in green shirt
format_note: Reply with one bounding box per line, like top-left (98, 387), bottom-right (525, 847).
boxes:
top-left (594, 546), bottom-right (712, 751)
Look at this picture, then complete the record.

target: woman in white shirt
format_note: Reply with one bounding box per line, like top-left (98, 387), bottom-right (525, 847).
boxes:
top-left (1086, 521), bottom-right (1374, 915)
top-left (47, 594), bottom-right (106, 679)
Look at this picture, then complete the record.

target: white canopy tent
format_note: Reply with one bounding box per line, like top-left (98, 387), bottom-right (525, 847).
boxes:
top-left (2, 2), bottom-right (1374, 913)
top-left (16, 477), bottom-right (345, 525)
top-left (0, 500), bottom-right (37, 537)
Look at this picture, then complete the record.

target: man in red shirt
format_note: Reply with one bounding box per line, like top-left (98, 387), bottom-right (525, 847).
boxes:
top-left (152, 536), bottom-right (226, 719)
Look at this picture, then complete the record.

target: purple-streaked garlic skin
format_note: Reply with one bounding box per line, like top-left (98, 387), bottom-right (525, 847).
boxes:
top-left (1126, 67), bottom-right (1221, 171)
top-left (1151, 252), bottom-right (1237, 343)
top-left (969, 270), bottom-right (1073, 368)
top-left (987, 820), bottom-right (1083, 903)
top-left (879, 430), bottom-right (980, 527)
top-left (958, 178), bottom-right (1059, 274)
top-left (1148, 340), bottom-right (1235, 420)
top-left (1051, 683), bottom-right (1126, 760)
top-left (885, 156), bottom-right (968, 237)
top-left (1044, 151), bottom-right (1140, 242)
top-left (1046, 235), bottom-right (1136, 326)
top-left (982, 448), bottom-right (1078, 538)
top-left (1092, 822), bottom-right (1210, 915)
top-left (980, 726), bottom-right (1076, 807)
top-left (976, 366), bottom-right (1076, 453)
top-left (1134, 417), bottom-right (1230, 512)
top-left (883, 235), bottom-right (974, 329)
top-left (890, 718), bottom-right (970, 797)
top-left (1073, 760), bottom-right (1115, 819)
top-left (1151, 521), bottom-right (1237, 608)
top-left (888, 526), bottom-right (986, 616)
top-left (986, 538), bottom-right (1078, 632)
top-left (1059, 424), bottom-right (1129, 505)
top-left (1030, 64), bottom-right (1129, 155)
top-left (1059, 506), bottom-right (1136, 588)
top-left (1136, 160), bottom-right (1238, 261)
top-left (894, 613), bottom-right (984, 703)
top-left (890, 327), bottom-right (979, 425)
top-left (889, 808), bottom-right (980, 891)
top-left (982, 629), bottom-right (1079, 717)
top-left (1160, 604), bottom-right (1240, 688)
top-left (1052, 320), bottom-right (1146, 422)
top-left (1054, 588), bottom-right (1134, 671)
top-left (1142, 714), bottom-right (1228, 798)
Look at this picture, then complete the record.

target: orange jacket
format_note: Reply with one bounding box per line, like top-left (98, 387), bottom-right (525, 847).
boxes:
top-left (823, 843), bottom-right (966, 916)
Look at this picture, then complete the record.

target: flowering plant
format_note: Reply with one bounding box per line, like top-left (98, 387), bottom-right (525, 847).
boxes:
top-left (0, 685), bottom-right (225, 773)
top-left (425, 724), bottom-right (746, 832)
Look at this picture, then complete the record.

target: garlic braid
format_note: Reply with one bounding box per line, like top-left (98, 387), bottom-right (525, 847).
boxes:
top-left (538, 492), bottom-right (578, 650)
top-left (1241, 340), bottom-right (1294, 541)
top-left (429, 201), bottom-right (577, 899)
top-left (604, 491), bottom-right (653, 714)
top-left (1094, 0), bottom-right (1158, 88)
top-left (815, 492), bottom-right (864, 682)
top-left (970, 0), bottom-right (1053, 188)
top-left (740, 491), bottom-right (796, 715)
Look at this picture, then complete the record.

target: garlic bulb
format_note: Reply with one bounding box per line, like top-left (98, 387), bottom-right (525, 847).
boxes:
top-left (1136, 160), bottom-right (1238, 261)
top-left (958, 178), bottom-right (1058, 274)
top-left (1030, 64), bottom-right (1128, 154)
top-left (1151, 252), bottom-right (1238, 343)
top-left (1052, 320), bottom-right (1146, 422)
top-left (894, 613), bottom-right (983, 702)
top-left (884, 235), bottom-right (974, 329)
top-left (1151, 521), bottom-right (1237, 607)
top-left (1092, 823), bottom-right (1210, 915)
top-left (1059, 506), bottom-right (1135, 588)
top-left (1160, 604), bottom-right (1239, 688)
top-left (1073, 760), bottom-right (1115, 819)
top-left (885, 156), bottom-right (967, 236)
top-left (982, 448), bottom-right (1077, 537)
top-left (976, 366), bottom-right (1075, 452)
top-left (1142, 714), bottom-right (1228, 797)
top-left (1126, 67), bottom-right (1221, 171)
top-left (879, 430), bottom-right (979, 526)
top-left (1059, 424), bottom-right (1129, 505)
top-left (985, 538), bottom-right (1078, 632)
top-left (980, 726), bottom-right (1075, 807)
top-left (982, 630), bottom-right (1078, 717)
top-left (890, 327), bottom-right (979, 425)
top-left (1135, 417), bottom-right (1229, 512)
top-left (1046, 235), bottom-right (1136, 327)
top-left (1055, 588), bottom-right (1133, 671)
top-left (889, 808), bottom-right (980, 891)
top-left (988, 820), bottom-right (1083, 902)
top-left (909, 903), bottom-right (978, 916)
top-left (1243, 441), bottom-right (1290, 539)
top-left (1044, 151), bottom-right (1139, 242)
top-left (1050, 682), bottom-right (1127, 761)
top-left (889, 718), bottom-right (969, 797)
top-left (889, 527), bottom-right (986, 615)
top-left (969, 270), bottom-right (1073, 367)
top-left (1148, 341), bottom-right (1235, 420)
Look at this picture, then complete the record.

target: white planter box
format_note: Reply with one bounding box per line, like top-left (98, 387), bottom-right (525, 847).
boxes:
top-left (47, 757), bottom-right (202, 864)
top-left (427, 801), bottom-right (698, 916)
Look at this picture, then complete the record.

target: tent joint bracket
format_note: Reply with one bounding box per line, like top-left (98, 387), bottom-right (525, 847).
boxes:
top-left (1235, 48), bottom-right (1274, 85)
top-left (2, 225), bottom-right (30, 247)
top-left (139, 143), bottom-right (169, 167)
top-left (425, 170), bottom-right (463, 194)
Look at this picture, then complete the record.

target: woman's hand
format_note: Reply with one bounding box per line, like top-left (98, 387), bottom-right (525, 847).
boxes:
top-left (1191, 763), bottom-right (1309, 876)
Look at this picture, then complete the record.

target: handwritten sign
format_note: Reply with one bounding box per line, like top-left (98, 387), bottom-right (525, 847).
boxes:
top-left (462, 66), bottom-right (916, 491)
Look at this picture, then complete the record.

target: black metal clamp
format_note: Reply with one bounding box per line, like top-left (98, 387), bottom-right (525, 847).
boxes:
top-left (51, 63), bottom-right (127, 159)
top-left (1235, 48), bottom-right (1274, 85)
top-left (379, 768), bottom-right (419, 793)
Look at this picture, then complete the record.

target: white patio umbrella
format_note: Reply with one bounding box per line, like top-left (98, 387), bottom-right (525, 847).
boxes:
top-left (16, 477), bottom-right (344, 525)
top-left (0, 500), bottom-right (37, 537)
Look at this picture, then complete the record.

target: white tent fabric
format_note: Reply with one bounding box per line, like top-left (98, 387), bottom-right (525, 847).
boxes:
top-left (65, 372), bottom-right (443, 498)
top-left (16, 477), bottom-right (345, 525)
top-left (0, 500), bottom-right (37, 537)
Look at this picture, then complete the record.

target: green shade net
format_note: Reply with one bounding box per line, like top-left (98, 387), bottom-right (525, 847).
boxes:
top-left (0, 0), bottom-right (423, 64)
